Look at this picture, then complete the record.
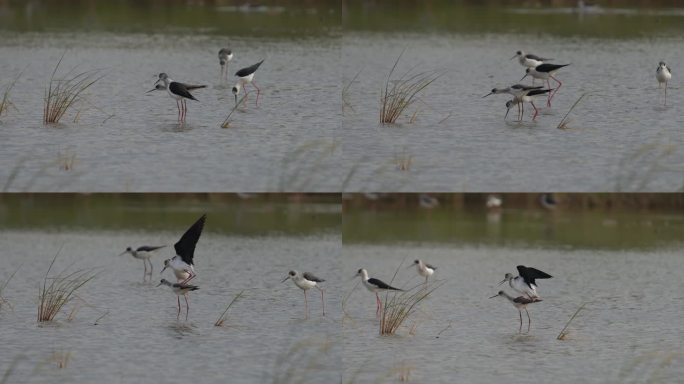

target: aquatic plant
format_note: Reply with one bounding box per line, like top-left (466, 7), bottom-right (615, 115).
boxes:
top-left (379, 262), bottom-right (442, 335)
top-left (380, 51), bottom-right (442, 124)
top-left (37, 251), bottom-right (97, 322)
top-left (557, 302), bottom-right (587, 340)
top-left (0, 265), bottom-right (21, 312)
top-left (557, 92), bottom-right (592, 129)
top-left (343, 69), bottom-right (362, 113)
top-left (214, 290), bottom-right (245, 326)
top-left (43, 54), bottom-right (103, 124)
top-left (0, 71), bottom-right (22, 118)
top-left (220, 94), bottom-right (247, 128)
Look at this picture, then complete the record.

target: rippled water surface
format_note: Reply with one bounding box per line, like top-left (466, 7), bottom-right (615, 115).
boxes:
top-left (341, 33), bottom-right (684, 192)
top-left (0, 230), bottom-right (342, 383)
top-left (342, 244), bottom-right (684, 383)
top-left (0, 33), bottom-right (340, 192)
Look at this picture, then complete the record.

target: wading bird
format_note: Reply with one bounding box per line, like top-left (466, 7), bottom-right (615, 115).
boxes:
top-left (355, 268), bottom-right (403, 316)
top-left (161, 214), bottom-right (206, 283)
top-left (499, 265), bottom-right (552, 299)
top-left (158, 278), bottom-right (199, 321)
top-left (656, 61), bottom-right (672, 106)
top-left (282, 270), bottom-right (326, 317)
top-left (120, 245), bottom-right (166, 281)
top-left (232, 59), bottom-right (264, 107)
top-left (489, 290), bottom-right (542, 334)
top-left (407, 259), bottom-right (436, 284)
top-left (521, 64), bottom-right (570, 107)
top-left (218, 48), bottom-right (233, 80)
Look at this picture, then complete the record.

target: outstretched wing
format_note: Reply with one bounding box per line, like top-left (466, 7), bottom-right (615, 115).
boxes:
top-left (303, 272), bottom-right (325, 283)
top-left (174, 214), bottom-right (207, 265)
top-left (517, 265), bottom-right (552, 286)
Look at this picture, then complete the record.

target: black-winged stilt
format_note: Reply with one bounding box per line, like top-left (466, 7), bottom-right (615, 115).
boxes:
top-left (656, 61), bottom-right (672, 106)
top-left (218, 48), bottom-right (233, 80)
top-left (505, 89), bottom-right (553, 121)
top-left (407, 259), bottom-right (436, 284)
top-left (232, 59), bottom-right (264, 107)
top-left (499, 265), bottom-right (552, 299)
top-left (282, 270), bottom-right (326, 317)
top-left (355, 268), bottom-right (403, 316)
top-left (160, 214), bottom-right (206, 284)
top-left (511, 51), bottom-right (553, 68)
top-left (489, 290), bottom-right (542, 334)
top-left (150, 73), bottom-right (206, 122)
top-left (120, 245), bottom-right (166, 281)
top-left (157, 278), bottom-right (199, 321)
top-left (521, 64), bottom-right (570, 107)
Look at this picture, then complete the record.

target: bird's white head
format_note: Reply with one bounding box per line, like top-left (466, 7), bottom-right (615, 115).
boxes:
top-left (498, 273), bottom-right (514, 286)
top-left (160, 258), bottom-right (171, 274)
top-left (281, 270), bottom-right (298, 283)
top-left (355, 268), bottom-right (368, 280)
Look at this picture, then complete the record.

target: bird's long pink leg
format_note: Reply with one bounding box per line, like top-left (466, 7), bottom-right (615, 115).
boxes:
top-left (176, 100), bottom-right (181, 121)
top-left (517, 102), bottom-right (521, 121)
top-left (177, 296), bottom-right (181, 320)
top-left (181, 270), bottom-right (195, 284)
top-left (550, 75), bottom-right (563, 103)
top-left (184, 295), bottom-right (189, 321)
top-left (375, 293), bottom-right (381, 316)
top-left (319, 288), bottom-right (325, 316)
top-left (546, 79), bottom-right (552, 107)
top-left (525, 308), bottom-right (531, 333)
top-left (252, 82), bottom-right (261, 107)
top-left (518, 310), bottom-right (523, 334)
top-left (520, 102), bottom-right (525, 122)
top-left (531, 101), bottom-right (539, 121)
top-left (304, 289), bottom-right (309, 317)
top-left (665, 82), bottom-right (668, 106)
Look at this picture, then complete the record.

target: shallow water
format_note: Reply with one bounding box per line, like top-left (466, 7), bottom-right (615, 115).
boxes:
top-left (0, 230), bottom-right (342, 383)
top-left (341, 33), bottom-right (684, 192)
top-left (342, 244), bottom-right (684, 383)
top-left (0, 32), bottom-right (340, 192)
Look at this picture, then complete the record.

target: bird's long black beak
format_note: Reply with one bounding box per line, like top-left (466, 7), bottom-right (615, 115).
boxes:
top-left (145, 88), bottom-right (157, 94)
top-left (504, 108), bottom-right (511, 121)
top-left (498, 278), bottom-right (507, 286)
top-left (510, 54), bottom-right (518, 60)
top-left (160, 265), bottom-right (167, 274)
top-left (118, 251), bottom-right (127, 256)
top-left (234, 94), bottom-right (238, 106)
top-left (281, 276), bottom-right (290, 283)
top-left (488, 294), bottom-right (499, 299)
top-left (482, 92), bottom-right (494, 98)
top-left (156, 282), bottom-right (163, 287)
top-left (405, 264), bottom-right (415, 269)
top-left (520, 73), bottom-right (529, 82)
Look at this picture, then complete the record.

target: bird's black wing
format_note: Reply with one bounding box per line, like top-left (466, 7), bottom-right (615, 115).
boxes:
top-left (303, 272), bottom-right (325, 283)
top-left (235, 59), bottom-right (264, 77)
top-left (527, 89), bottom-right (552, 97)
top-left (513, 296), bottom-right (541, 304)
top-left (512, 84), bottom-right (544, 91)
top-left (536, 63), bottom-right (570, 72)
top-left (174, 214), bottom-right (207, 265)
top-left (136, 245), bottom-right (166, 252)
top-left (368, 278), bottom-right (402, 291)
top-left (425, 263), bottom-right (437, 270)
top-left (169, 82), bottom-right (198, 101)
top-left (517, 265), bottom-right (553, 285)
top-left (184, 84), bottom-right (207, 91)
top-left (173, 282), bottom-right (200, 291)
top-left (526, 53), bottom-right (552, 61)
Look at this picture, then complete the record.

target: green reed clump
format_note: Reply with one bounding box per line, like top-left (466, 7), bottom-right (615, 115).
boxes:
top-left (380, 51), bottom-right (442, 124)
top-left (379, 283), bottom-right (441, 335)
top-left (43, 54), bottom-right (102, 124)
top-left (214, 290), bottom-right (245, 326)
top-left (37, 252), bottom-right (97, 322)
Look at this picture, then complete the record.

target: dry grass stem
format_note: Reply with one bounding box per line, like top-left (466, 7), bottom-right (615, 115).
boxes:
top-left (221, 94), bottom-right (248, 128)
top-left (343, 69), bottom-right (362, 113)
top-left (37, 250), bottom-right (97, 323)
top-left (0, 70), bottom-right (23, 117)
top-left (379, 262), bottom-right (443, 335)
top-left (44, 53), bottom-right (103, 124)
top-left (557, 92), bottom-right (592, 129)
top-left (557, 302), bottom-right (587, 340)
top-left (214, 290), bottom-right (245, 327)
top-left (0, 265), bottom-right (21, 312)
top-left (380, 51), bottom-right (442, 124)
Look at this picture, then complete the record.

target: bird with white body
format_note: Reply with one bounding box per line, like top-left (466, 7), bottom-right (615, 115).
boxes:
top-left (656, 61), bottom-right (672, 106)
top-left (120, 245), bottom-right (166, 281)
top-left (407, 259), bottom-right (436, 284)
top-left (157, 278), bottom-right (199, 321)
top-left (160, 214), bottom-right (206, 284)
top-left (354, 268), bottom-right (403, 316)
top-left (498, 265), bottom-right (552, 299)
top-left (282, 270), bottom-right (326, 317)
top-left (489, 290), bottom-right (542, 334)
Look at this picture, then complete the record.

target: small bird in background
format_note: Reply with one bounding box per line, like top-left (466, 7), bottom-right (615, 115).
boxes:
top-left (120, 245), bottom-right (166, 281)
top-left (218, 48), bottom-right (233, 81)
top-left (407, 259), bottom-right (436, 285)
top-left (656, 61), bottom-right (672, 106)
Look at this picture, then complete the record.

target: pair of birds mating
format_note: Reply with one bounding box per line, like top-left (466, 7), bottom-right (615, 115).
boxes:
top-left (490, 265), bottom-right (552, 334)
top-left (483, 50), bottom-right (569, 122)
top-left (121, 214), bottom-right (206, 321)
top-left (353, 260), bottom-right (436, 316)
top-left (148, 53), bottom-right (264, 122)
